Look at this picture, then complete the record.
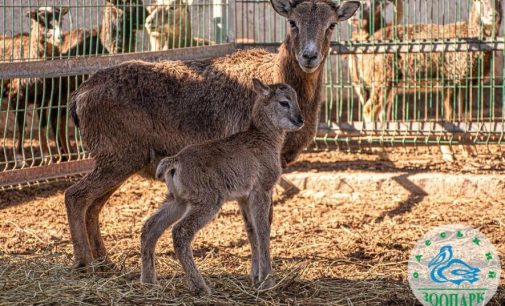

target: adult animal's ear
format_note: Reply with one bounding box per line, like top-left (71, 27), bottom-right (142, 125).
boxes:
top-left (252, 78), bottom-right (271, 97)
top-left (270, 0), bottom-right (294, 17)
top-left (335, 1), bottom-right (360, 22)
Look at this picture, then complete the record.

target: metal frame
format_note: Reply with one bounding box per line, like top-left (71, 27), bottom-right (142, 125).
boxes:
top-left (0, 44), bottom-right (235, 79)
top-left (240, 38), bottom-right (505, 54)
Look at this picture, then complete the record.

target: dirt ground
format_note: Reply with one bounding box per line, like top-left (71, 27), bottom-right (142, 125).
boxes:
top-left (1, 151), bottom-right (505, 305)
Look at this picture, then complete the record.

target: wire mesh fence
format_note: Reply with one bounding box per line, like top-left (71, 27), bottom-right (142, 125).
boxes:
top-left (236, 0), bottom-right (505, 148)
top-left (1, 0), bottom-right (505, 186)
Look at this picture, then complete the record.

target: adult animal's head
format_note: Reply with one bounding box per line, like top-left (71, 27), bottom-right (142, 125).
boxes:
top-left (270, 0), bottom-right (360, 73)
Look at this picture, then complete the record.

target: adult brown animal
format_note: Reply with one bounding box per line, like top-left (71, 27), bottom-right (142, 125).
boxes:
top-left (66, 0), bottom-right (360, 270)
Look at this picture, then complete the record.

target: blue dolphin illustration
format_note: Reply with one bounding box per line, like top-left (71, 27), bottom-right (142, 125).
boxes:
top-left (428, 245), bottom-right (480, 285)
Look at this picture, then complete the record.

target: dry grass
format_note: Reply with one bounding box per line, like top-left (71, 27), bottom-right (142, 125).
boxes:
top-left (1, 152), bottom-right (505, 305)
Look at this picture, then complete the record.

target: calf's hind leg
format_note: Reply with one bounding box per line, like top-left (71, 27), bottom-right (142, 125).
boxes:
top-left (172, 197), bottom-right (223, 295)
top-left (140, 194), bottom-right (187, 284)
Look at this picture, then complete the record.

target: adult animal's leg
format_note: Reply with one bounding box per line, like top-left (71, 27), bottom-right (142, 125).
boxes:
top-left (65, 158), bottom-right (143, 270)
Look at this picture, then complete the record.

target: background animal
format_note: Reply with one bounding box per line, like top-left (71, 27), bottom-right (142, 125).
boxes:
top-left (0, 6), bottom-right (68, 162)
top-left (141, 79), bottom-right (303, 294)
top-left (65, 0), bottom-right (360, 270)
top-left (348, 0), bottom-right (403, 107)
top-left (100, 0), bottom-right (148, 53)
top-left (356, 0), bottom-right (501, 161)
top-left (361, 0), bottom-right (502, 122)
top-left (145, 0), bottom-right (193, 50)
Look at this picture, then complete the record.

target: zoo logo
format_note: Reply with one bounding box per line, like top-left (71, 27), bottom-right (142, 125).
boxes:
top-left (408, 225), bottom-right (501, 306)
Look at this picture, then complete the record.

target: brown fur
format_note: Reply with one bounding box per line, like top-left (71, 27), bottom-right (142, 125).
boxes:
top-left (65, 0), bottom-right (360, 269)
top-left (140, 80), bottom-right (303, 294)
top-left (37, 0), bottom-right (146, 160)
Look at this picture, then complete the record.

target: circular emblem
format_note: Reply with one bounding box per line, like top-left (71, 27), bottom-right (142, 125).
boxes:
top-left (408, 224), bottom-right (501, 306)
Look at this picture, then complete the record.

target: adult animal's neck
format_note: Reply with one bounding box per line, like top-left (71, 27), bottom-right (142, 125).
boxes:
top-left (274, 41), bottom-right (325, 115)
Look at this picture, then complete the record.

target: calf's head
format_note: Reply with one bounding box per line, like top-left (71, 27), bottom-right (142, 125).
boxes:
top-left (252, 79), bottom-right (304, 132)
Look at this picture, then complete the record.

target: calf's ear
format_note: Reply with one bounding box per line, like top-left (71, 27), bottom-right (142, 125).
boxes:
top-left (252, 78), bottom-right (271, 97)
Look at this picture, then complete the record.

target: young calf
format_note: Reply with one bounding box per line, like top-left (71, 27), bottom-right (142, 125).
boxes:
top-left (140, 79), bottom-right (304, 294)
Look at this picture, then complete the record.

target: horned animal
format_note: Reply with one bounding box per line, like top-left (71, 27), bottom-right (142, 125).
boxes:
top-left (141, 79), bottom-right (303, 294)
top-left (65, 0), bottom-right (360, 270)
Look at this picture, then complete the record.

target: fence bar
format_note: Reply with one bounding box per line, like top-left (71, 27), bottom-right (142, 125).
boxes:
top-left (319, 121), bottom-right (505, 136)
top-left (0, 44), bottom-right (236, 79)
top-left (238, 38), bottom-right (505, 54)
top-left (0, 159), bottom-right (94, 187)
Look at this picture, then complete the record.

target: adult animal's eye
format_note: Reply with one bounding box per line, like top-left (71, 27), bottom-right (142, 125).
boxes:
top-left (289, 20), bottom-right (297, 29)
top-left (279, 101), bottom-right (290, 108)
top-left (328, 23), bottom-right (336, 31)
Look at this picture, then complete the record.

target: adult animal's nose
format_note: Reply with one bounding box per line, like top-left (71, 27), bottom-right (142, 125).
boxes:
top-left (296, 115), bottom-right (304, 125)
top-left (302, 50), bottom-right (318, 62)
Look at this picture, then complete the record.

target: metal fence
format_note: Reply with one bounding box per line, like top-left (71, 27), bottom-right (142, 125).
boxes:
top-left (0, 0), bottom-right (233, 186)
top-left (1, 0), bottom-right (505, 187)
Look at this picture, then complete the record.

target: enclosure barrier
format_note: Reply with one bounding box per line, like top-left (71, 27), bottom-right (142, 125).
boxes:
top-left (1, 0), bottom-right (505, 187)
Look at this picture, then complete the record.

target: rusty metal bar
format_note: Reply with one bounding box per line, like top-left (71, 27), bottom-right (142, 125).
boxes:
top-left (238, 38), bottom-right (505, 54)
top-left (0, 159), bottom-right (95, 187)
top-left (0, 44), bottom-right (236, 79)
top-left (331, 39), bottom-right (504, 55)
top-left (319, 121), bottom-right (505, 136)
top-left (318, 121), bottom-right (505, 137)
